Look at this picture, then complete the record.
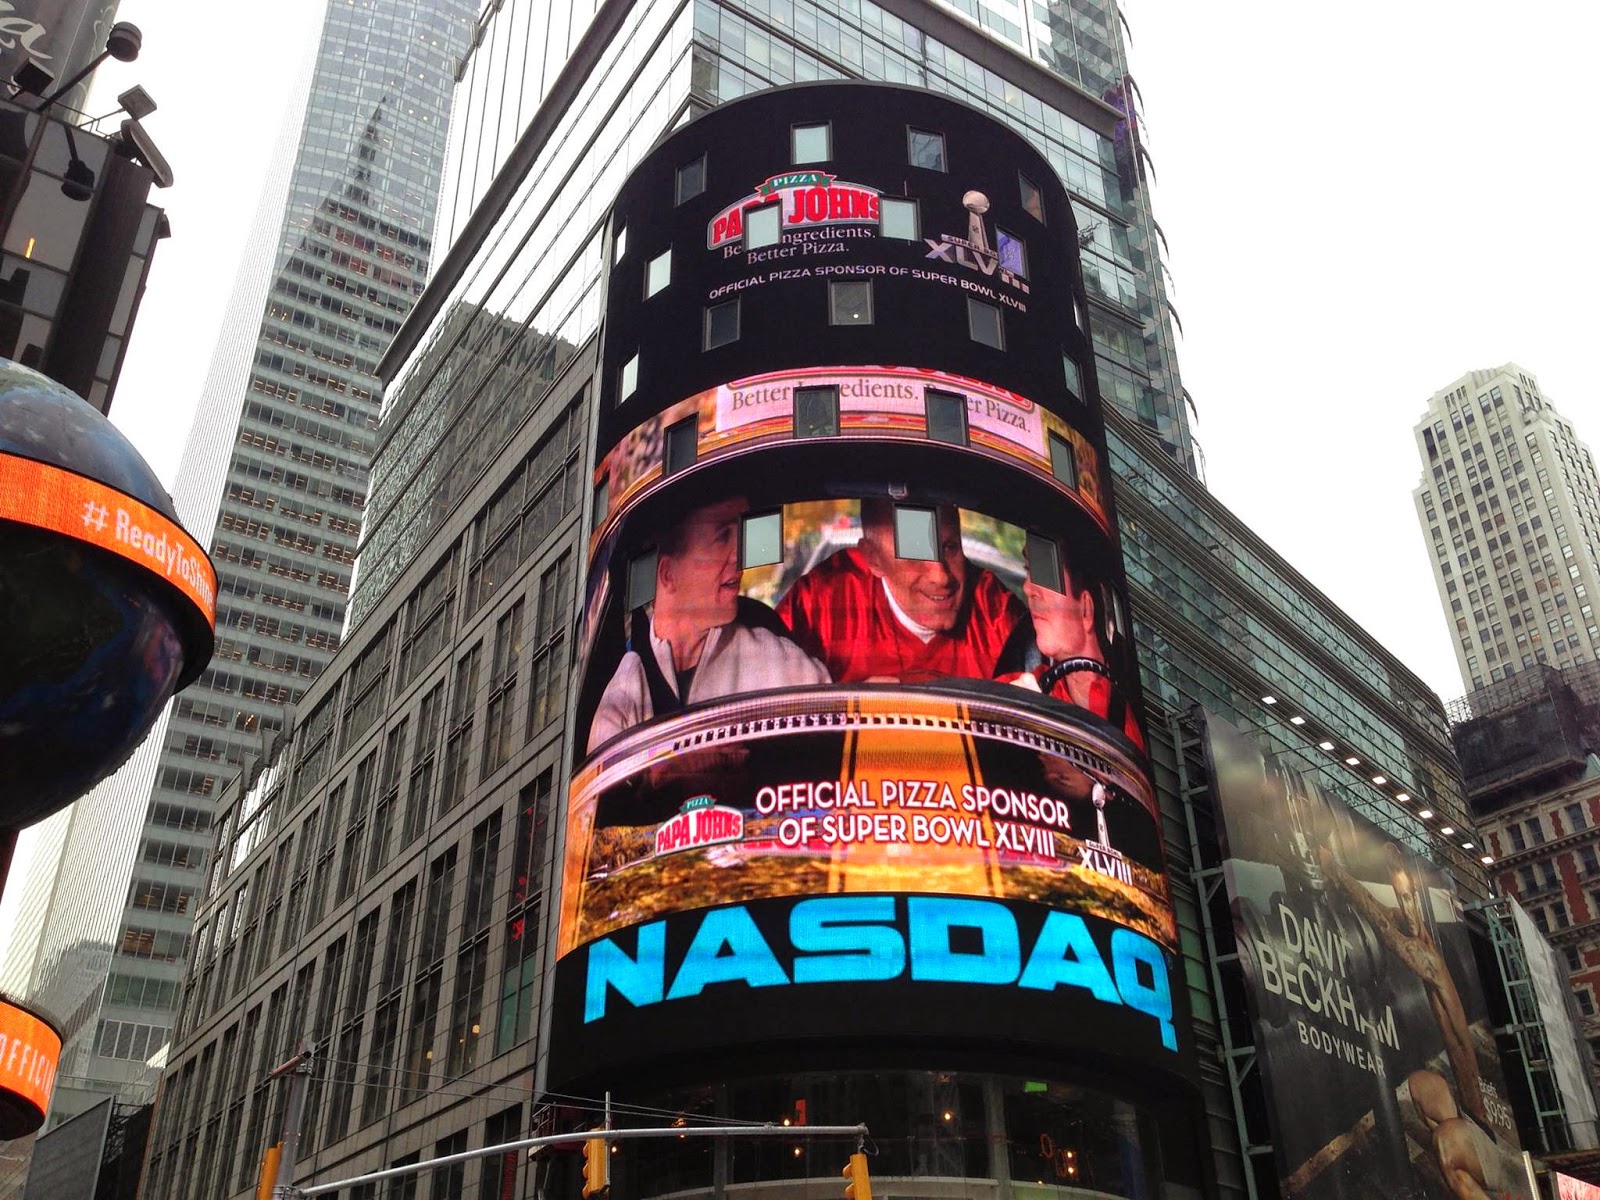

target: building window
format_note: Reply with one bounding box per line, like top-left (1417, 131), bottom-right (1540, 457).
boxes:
top-left (1025, 533), bottom-right (1061, 588)
top-left (894, 506), bottom-right (939, 561)
top-left (968, 298), bottom-right (1004, 349)
top-left (439, 644), bottom-right (481, 814)
top-left (1568, 802), bottom-right (1588, 832)
top-left (880, 197), bottom-right (918, 240)
top-left (794, 386), bottom-right (839, 438)
top-left (1019, 173), bottom-right (1044, 222)
top-left (645, 249), bottom-right (671, 298)
top-left (500, 773), bottom-right (551, 1050)
top-left (619, 353), bottom-right (638, 402)
top-left (1063, 354), bottom-right (1083, 401)
top-left (676, 154), bottom-right (706, 203)
top-left (1580, 988), bottom-right (1596, 1018)
top-left (908, 127), bottom-right (946, 171)
top-left (925, 389), bottom-right (968, 445)
top-left (829, 280), bottom-right (872, 325)
top-left (627, 549), bottom-right (658, 609)
top-left (612, 223), bottom-right (627, 263)
top-left (527, 554), bottom-right (572, 735)
top-left (704, 298), bottom-right (740, 349)
top-left (746, 202), bottom-right (782, 249)
top-left (593, 478), bottom-right (609, 524)
top-left (997, 229), bottom-right (1027, 277)
top-left (742, 511), bottom-right (783, 568)
top-left (482, 600), bottom-right (524, 776)
top-left (792, 122), bottom-right (830, 163)
top-left (1048, 432), bottom-right (1078, 489)
top-left (664, 417), bottom-right (698, 475)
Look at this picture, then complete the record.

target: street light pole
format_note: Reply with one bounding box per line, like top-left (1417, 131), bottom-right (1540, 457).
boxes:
top-left (263, 1044), bottom-right (313, 1200)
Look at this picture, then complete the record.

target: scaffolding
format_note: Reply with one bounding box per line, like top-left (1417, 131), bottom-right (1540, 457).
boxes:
top-left (1475, 895), bottom-right (1585, 1154)
top-left (1169, 707), bottom-right (1275, 1200)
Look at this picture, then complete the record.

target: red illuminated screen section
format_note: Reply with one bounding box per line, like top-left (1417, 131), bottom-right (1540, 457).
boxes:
top-left (0, 452), bottom-right (217, 627)
top-left (0, 999), bottom-right (60, 1134)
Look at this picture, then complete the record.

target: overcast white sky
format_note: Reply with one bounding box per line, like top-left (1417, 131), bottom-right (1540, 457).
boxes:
top-left (97, 0), bottom-right (1600, 708)
top-left (1119, 0), bottom-right (1600, 702)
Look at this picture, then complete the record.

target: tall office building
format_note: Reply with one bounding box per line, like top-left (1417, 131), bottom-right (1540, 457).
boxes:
top-left (0, 0), bottom-right (474, 1147)
top-left (139, 4), bottom-right (1501, 1199)
top-left (1414, 364), bottom-right (1600, 694)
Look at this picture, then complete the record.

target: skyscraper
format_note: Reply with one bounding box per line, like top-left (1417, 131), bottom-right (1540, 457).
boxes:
top-left (0, 0), bottom-right (473, 1142)
top-left (1414, 364), bottom-right (1600, 694)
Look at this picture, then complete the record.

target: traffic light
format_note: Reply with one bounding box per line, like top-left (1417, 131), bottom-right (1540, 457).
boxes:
top-left (842, 1152), bottom-right (872, 1200)
top-left (582, 1129), bottom-right (610, 1197)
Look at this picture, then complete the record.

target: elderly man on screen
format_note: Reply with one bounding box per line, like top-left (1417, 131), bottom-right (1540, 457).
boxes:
top-left (775, 499), bottom-right (1028, 685)
top-left (588, 497), bottom-right (829, 752)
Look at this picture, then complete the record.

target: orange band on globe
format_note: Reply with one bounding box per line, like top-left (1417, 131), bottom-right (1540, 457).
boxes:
top-left (0, 998), bottom-right (61, 1124)
top-left (0, 451), bottom-right (216, 627)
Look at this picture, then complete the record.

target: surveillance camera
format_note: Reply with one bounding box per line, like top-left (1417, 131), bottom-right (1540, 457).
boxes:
top-left (117, 85), bottom-right (157, 121)
top-left (11, 60), bottom-right (55, 97)
top-left (119, 118), bottom-right (173, 188)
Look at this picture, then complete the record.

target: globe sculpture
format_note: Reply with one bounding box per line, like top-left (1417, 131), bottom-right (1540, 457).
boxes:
top-left (0, 359), bottom-right (215, 826)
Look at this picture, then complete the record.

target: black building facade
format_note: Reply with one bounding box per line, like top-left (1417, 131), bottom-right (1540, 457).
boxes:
top-left (553, 83), bottom-right (1199, 1194)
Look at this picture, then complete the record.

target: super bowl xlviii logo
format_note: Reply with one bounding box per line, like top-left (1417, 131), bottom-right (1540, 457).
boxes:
top-left (655, 795), bottom-right (744, 857)
top-left (926, 190), bottom-right (1030, 295)
top-left (707, 172), bottom-right (881, 250)
top-left (1078, 783), bottom-right (1131, 884)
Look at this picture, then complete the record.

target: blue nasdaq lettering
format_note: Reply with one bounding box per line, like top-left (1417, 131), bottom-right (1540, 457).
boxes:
top-left (581, 897), bottom-right (1175, 1051)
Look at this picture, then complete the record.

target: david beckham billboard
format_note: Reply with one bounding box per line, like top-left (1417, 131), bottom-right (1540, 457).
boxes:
top-left (549, 83), bottom-right (1187, 1092)
top-left (1203, 713), bottom-right (1530, 1200)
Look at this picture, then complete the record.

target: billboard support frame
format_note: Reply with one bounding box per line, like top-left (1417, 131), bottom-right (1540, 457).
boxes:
top-left (1170, 708), bottom-right (1269, 1200)
top-left (1474, 894), bottom-right (1583, 1153)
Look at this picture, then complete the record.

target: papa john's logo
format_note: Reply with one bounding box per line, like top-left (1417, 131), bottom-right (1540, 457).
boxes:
top-left (926, 190), bottom-right (1030, 295)
top-left (707, 172), bottom-right (881, 249)
top-left (654, 795), bottom-right (745, 856)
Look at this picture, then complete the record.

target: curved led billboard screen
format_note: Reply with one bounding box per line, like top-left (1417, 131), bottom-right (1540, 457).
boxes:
top-left (549, 83), bottom-right (1188, 1091)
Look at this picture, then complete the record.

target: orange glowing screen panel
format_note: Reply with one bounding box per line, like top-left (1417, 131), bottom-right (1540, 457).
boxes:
top-left (0, 452), bottom-right (216, 628)
top-left (0, 998), bottom-right (61, 1135)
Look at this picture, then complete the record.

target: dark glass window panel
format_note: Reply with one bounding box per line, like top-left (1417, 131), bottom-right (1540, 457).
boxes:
top-left (926, 389), bottom-right (968, 445)
top-left (664, 416), bottom-right (698, 474)
top-left (704, 298), bottom-right (740, 349)
top-left (829, 280), bottom-right (872, 325)
top-left (676, 155), bottom-right (706, 203)
top-left (794, 386), bottom-right (839, 438)
top-left (968, 298), bottom-right (1003, 348)
top-left (1048, 432), bottom-right (1078, 489)
top-left (1019, 173), bottom-right (1044, 222)
top-left (908, 128), bottom-right (946, 171)
top-left (1026, 533), bottom-right (1061, 589)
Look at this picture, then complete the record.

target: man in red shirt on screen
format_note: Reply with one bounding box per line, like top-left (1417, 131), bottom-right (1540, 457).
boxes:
top-left (775, 498), bottom-right (1027, 684)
